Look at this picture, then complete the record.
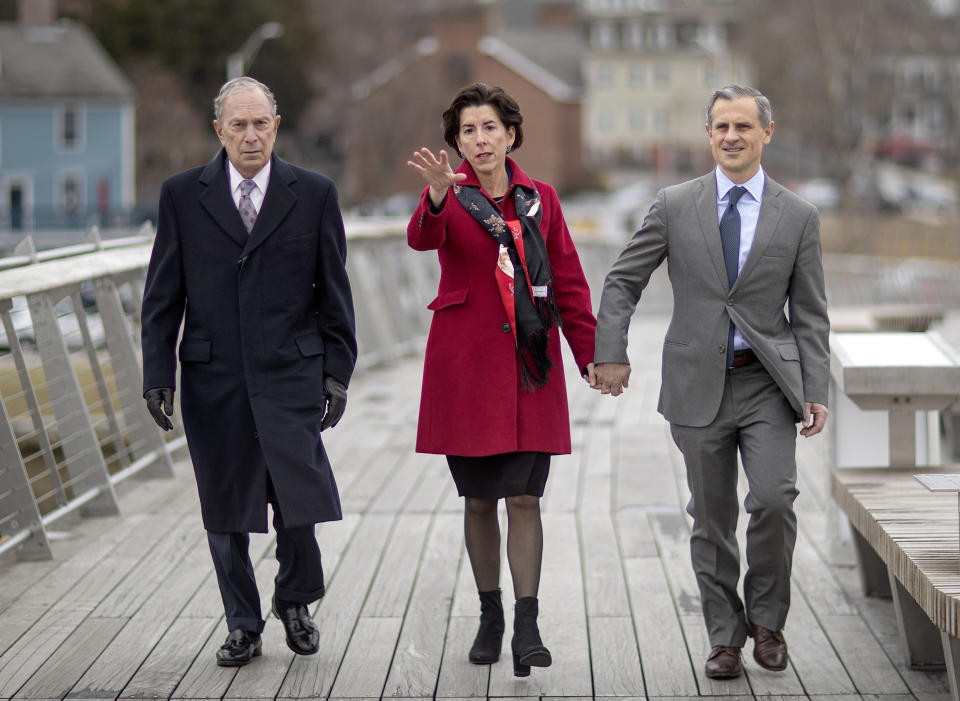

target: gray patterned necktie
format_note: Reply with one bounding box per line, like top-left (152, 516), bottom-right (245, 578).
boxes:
top-left (238, 179), bottom-right (258, 233)
top-left (720, 186), bottom-right (746, 367)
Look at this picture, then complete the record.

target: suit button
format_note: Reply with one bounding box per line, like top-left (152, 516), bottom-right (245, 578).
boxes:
top-left (502, 323), bottom-right (511, 333)
top-left (254, 432), bottom-right (259, 439)
top-left (719, 345), bottom-right (725, 354)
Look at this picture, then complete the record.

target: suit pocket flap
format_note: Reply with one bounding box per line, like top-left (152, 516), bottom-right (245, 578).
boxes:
top-left (295, 332), bottom-right (325, 357)
top-left (179, 338), bottom-right (211, 362)
top-left (427, 287), bottom-right (468, 311)
top-left (763, 245), bottom-right (793, 258)
top-left (777, 343), bottom-right (800, 361)
top-left (278, 234), bottom-right (313, 250)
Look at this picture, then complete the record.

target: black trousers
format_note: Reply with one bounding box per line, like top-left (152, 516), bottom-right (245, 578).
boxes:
top-left (206, 477), bottom-right (325, 634)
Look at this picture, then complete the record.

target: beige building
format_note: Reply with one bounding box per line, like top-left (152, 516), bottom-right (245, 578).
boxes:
top-left (580, 0), bottom-right (752, 172)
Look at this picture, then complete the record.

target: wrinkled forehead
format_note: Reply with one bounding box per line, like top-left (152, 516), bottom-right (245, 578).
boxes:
top-left (221, 88), bottom-right (274, 120)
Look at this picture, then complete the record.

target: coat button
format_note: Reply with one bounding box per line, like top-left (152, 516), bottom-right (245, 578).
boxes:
top-left (502, 323), bottom-right (511, 333)
top-left (718, 345), bottom-right (725, 354)
top-left (254, 431), bottom-right (259, 439)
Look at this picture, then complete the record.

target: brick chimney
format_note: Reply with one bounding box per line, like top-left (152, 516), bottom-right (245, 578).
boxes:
top-left (19, 0), bottom-right (57, 27)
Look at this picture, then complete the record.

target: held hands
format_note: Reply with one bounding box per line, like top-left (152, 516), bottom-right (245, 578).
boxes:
top-left (320, 377), bottom-right (347, 431)
top-left (406, 147), bottom-right (466, 209)
top-left (801, 401), bottom-right (828, 437)
top-left (582, 362), bottom-right (597, 387)
top-left (592, 362), bottom-right (631, 396)
top-left (144, 387), bottom-right (175, 431)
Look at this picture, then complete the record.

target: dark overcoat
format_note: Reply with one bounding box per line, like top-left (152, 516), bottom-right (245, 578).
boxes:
top-left (407, 158), bottom-right (596, 456)
top-left (141, 150), bottom-right (357, 532)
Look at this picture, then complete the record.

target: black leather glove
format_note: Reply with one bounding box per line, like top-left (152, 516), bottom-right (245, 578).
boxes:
top-left (320, 377), bottom-right (347, 431)
top-left (144, 387), bottom-right (175, 431)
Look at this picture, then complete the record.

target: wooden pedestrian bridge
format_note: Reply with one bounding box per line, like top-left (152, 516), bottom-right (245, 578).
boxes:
top-left (0, 224), bottom-right (959, 700)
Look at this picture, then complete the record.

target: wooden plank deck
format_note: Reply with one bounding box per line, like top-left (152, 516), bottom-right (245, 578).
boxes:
top-left (0, 313), bottom-right (953, 700)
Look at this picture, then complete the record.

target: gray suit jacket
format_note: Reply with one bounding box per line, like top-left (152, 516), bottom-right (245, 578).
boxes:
top-left (595, 171), bottom-right (830, 427)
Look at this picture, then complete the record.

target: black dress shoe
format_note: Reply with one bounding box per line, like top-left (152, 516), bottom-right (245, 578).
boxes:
top-left (273, 594), bottom-right (320, 655)
top-left (216, 629), bottom-right (262, 667)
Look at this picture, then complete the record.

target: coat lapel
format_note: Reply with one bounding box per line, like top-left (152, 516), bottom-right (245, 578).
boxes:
top-left (694, 173), bottom-right (730, 290)
top-left (242, 156), bottom-right (297, 257)
top-left (198, 151), bottom-right (248, 248)
top-left (734, 177), bottom-right (785, 287)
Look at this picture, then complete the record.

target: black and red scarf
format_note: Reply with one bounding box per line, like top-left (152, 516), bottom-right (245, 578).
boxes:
top-left (454, 182), bottom-right (561, 390)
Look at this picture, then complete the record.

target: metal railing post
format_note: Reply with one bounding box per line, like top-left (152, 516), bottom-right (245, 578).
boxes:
top-left (94, 275), bottom-right (174, 478)
top-left (0, 387), bottom-right (52, 560)
top-left (26, 288), bottom-right (119, 516)
top-left (70, 289), bottom-right (131, 471)
top-left (0, 298), bottom-right (67, 507)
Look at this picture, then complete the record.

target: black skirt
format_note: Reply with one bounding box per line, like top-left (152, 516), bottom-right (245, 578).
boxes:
top-left (446, 451), bottom-right (551, 499)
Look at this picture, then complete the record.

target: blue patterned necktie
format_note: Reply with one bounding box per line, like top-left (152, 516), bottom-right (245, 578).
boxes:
top-left (238, 179), bottom-right (258, 233)
top-left (720, 185), bottom-right (746, 368)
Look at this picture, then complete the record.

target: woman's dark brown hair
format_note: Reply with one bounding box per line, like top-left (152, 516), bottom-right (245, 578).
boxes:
top-left (441, 82), bottom-right (524, 153)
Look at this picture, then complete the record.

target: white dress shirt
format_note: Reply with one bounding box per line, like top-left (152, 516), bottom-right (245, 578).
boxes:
top-left (227, 160), bottom-right (271, 213)
top-left (715, 166), bottom-right (765, 352)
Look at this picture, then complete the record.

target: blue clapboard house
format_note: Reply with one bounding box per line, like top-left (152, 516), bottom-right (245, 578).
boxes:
top-left (0, 16), bottom-right (135, 231)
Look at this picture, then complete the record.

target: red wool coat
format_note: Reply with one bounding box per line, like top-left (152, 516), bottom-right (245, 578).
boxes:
top-left (407, 158), bottom-right (597, 456)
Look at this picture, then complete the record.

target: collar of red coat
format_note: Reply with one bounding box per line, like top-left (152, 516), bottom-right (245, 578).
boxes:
top-left (454, 156), bottom-right (536, 199)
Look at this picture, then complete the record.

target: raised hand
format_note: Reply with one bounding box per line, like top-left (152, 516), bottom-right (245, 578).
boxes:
top-left (406, 147), bottom-right (466, 208)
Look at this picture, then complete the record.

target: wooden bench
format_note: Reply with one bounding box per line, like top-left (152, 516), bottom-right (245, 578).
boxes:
top-left (831, 466), bottom-right (960, 696)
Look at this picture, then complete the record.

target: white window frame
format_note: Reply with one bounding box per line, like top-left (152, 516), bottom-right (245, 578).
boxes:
top-left (596, 109), bottom-right (615, 131)
top-left (56, 169), bottom-right (87, 216)
top-left (56, 103), bottom-right (86, 153)
top-left (653, 62), bottom-right (670, 87)
top-left (591, 21), bottom-right (617, 51)
top-left (653, 107), bottom-right (671, 131)
top-left (1, 175), bottom-right (35, 230)
top-left (595, 63), bottom-right (615, 88)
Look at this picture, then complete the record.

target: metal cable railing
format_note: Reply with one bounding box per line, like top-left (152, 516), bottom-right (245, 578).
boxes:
top-left (0, 228), bottom-right (181, 561)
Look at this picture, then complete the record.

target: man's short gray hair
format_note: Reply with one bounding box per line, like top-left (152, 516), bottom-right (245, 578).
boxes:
top-left (214, 77), bottom-right (278, 121)
top-left (706, 85), bottom-right (772, 128)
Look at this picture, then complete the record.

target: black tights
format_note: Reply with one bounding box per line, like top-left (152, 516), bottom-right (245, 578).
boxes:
top-left (464, 495), bottom-right (543, 599)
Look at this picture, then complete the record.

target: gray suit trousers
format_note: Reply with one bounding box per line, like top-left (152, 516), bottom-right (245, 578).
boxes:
top-left (670, 362), bottom-right (799, 648)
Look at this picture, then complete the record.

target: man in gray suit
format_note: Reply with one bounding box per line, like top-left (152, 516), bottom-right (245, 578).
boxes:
top-left (593, 85), bottom-right (829, 679)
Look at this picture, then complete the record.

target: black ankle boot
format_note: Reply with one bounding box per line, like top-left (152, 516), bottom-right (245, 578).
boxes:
top-left (468, 589), bottom-right (505, 664)
top-left (511, 596), bottom-right (552, 677)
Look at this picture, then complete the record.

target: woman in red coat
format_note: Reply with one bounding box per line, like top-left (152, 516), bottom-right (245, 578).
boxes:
top-left (406, 83), bottom-right (597, 677)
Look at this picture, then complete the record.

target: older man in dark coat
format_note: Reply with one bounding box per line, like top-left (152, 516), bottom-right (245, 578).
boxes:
top-left (140, 77), bottom-right (357, 667)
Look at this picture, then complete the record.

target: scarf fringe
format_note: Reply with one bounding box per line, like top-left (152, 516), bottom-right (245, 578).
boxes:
top-left (519, 327), bottom-right (553, 391)
top-left (535, 295), bottom-right (562, 329)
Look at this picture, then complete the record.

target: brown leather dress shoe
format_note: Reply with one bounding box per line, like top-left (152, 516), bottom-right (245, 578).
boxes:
top-left (705, 645), bottom-right (742, 679)
top-left (750, 624), bottom-right (788, 671)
